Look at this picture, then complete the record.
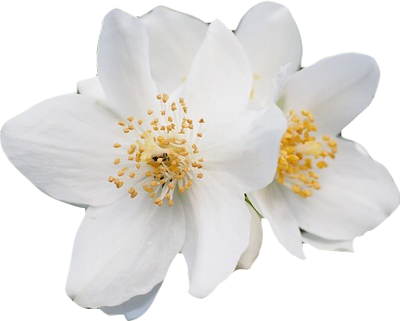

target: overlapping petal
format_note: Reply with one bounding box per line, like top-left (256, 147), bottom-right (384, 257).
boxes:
top-left (77, 77), bottom-right (105, 100)
top-left (98, 9), bottom-right (158, 120)
top-left (248, 183), bottom-right (305, 259)
top-left (1, 94), bottom-right (128, 207)
top-left (177, 20), bottom-right (252, 122)
top-left (278, 53), bottom-right (380, 134)
top-left (66, 194), bottom-right (185, 308)
top-left (199, 104), bottom-right (286, 192)
top-left (237, 203), bottom-right (263, 270)
top-left (100, 283), bottom-right (162, 320)
top-left (180, 171), bottom-right (251, 298)
top-left (235, 2), bottom-right (302, 106)
top-left (140, 6), bottom-right (208, 94)
top-left (301, 232), bottom-right (353, 252)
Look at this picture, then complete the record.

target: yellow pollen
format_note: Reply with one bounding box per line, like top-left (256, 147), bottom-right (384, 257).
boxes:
top-left (162, 93), bottom-right (169, 103)
top-left (276, 109), bottom-right (337, 198)
top-left (109, 94), bottom-right (205, 206)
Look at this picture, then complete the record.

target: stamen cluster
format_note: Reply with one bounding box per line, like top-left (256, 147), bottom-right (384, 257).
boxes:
top-left (109, 94), bottom-right (205, 206)
top-left (276, 109), bottom-right (337, 198)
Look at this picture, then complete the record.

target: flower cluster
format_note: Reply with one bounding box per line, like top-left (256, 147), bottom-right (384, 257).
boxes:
top-left (1, 2), bottom-right (398, 320)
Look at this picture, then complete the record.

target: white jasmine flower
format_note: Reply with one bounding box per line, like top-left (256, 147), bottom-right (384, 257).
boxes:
top-left (0, 8), bottom-right (285, 320)
top-left (248, 53), bottom-right (399, 259)
top-left (78, 3), bottom-right (302, 274)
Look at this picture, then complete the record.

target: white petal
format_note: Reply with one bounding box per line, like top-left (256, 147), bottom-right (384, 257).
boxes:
top-left (178, 20), bottom-right (252, 122)
top-left (98, 9), bottom-right (158, 120)
top-left (275, 138), bottom-right (399, 240)
top-left (77, 77), bottom-right (106, 100)
top-left (273, 63), bottom-right (294, 103)
top-left (278, 54), bottom-right (380, 134)
top-left (301, 232), bottom-right (354, 252)
top-left (236, 203), bottom-right (263, 270)
top-left (248, 183), bottom-right (305, 259)
top-left (100, 283), bottom-right (162, 320)
top-left (140, 6), bottom-right (208, 94)
top-left (1, 94), bottom-right (127, 207)
top-left (199, 104), bottom-right (286, 192)
top-left (66, 194), bottom-right (185, 307)
top-left (235, 2), bottom-right (302, 106)
top-left (181, 172), bottom-right (251, 298)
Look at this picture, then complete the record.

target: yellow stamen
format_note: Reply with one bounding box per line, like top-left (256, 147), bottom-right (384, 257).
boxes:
top-left (109, 94), bottom-right (205, 206)
top-left (276, 109), bottom-right (337, 198)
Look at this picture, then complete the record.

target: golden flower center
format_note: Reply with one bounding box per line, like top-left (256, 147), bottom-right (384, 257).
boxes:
top-left (109, 94), bottom-right (205, 206)
top-left (276, 109), bottom-right (337, 198)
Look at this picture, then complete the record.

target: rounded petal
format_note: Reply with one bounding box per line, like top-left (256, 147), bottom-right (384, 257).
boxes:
top-left (98, 9), bottom-right (158, 120)
top-left (1, 94), bottom-right (127, 207)
top-left (66, 194), bottom-right (185, 307)
top-left (100, 283), bottom-right (162, 320)
top-left (248, 183), bottom-right (305, 259)
top-left (199, 104), bottom-right (286, 192)
top-left (77, 77), bottom-right (106, 100)
top-left (178, 20), bottom-right (252, 122)
top-left (235, 2), bottom-right (302, 106)
top-left (273, 138), bottom-right (399, 240)
top-left (301, 232), bottom-right (354, 252)
top-left (278, 54), bottom-right (380, 134)
top-left (140, 6), bottom-right (208, 94)
top-left (181, 172), bottom-right (251, 298)
top-left (236, 202), bottom-right (263, 270)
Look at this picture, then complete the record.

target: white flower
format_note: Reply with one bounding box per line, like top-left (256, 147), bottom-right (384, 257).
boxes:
top-left (234, 2), bottom-right (399, 259)
top-left (0, 8), bottom-right (286, 320)
top-left (79, 3), bottom-right (300, 274)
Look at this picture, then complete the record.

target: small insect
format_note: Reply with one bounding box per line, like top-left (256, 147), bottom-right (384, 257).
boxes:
top-left (152, 153), bottom-right (170, 162)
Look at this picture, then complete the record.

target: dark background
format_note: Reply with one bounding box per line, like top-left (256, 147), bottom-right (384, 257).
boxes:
top-left (0, 1), bottom-right (400, 320)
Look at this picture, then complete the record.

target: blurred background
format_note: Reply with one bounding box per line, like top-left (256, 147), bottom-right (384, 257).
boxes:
top-left (1, 1), bottom-right (400, 321)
